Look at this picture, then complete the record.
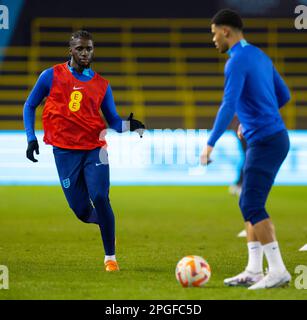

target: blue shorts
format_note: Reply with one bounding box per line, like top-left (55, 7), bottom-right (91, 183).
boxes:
top-left (53, 146), bottom-right (112, 225)
top-left (239, 129), bottom-right (290, 225)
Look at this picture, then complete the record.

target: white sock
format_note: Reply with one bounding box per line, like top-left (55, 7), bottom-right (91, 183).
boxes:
top-left (263, 241), bottom-right (286, 273)
top-left (246, 241), bottom-right (263, 273)
top-left (104, 255), bottom-right (116, 263)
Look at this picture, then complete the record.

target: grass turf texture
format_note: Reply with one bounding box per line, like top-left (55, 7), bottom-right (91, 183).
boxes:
top-left (0, 186), bottom-right (306, 300)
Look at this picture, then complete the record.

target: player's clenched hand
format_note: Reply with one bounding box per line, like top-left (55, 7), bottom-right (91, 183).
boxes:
top-left (26, 139), bottom-right (39, 162)
top-left (200, 145), bottom-right (213, 165)
top-left (127, 113), bottom-right (145, 138)
top-left (237, 124), bottom-right (244, 140)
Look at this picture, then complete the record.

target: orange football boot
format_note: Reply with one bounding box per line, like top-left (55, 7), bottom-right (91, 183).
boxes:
top-left (105, 260), bottom-right (119, 272)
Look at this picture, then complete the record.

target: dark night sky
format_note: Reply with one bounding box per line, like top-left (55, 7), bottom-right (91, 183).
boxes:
top-left (10, 0), bottom-right (299, 45)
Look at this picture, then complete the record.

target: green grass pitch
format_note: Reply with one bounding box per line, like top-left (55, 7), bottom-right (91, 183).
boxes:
top-left (0, 185), bottom-right (306, 300)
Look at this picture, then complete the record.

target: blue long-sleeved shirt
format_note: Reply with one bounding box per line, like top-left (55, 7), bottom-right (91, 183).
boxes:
top-left (207, 39), bottom-right (290, 147)
top-left (23, 63), bottom-right (124, 142)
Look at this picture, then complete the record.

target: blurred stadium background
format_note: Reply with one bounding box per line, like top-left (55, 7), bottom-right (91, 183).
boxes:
top-left (1, 0), bottom-right (307, 185)
top-left (1, 0), bottom-right (307, 130)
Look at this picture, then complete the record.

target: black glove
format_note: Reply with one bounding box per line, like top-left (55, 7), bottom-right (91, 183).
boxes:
top-left (127, 113), bottom-right (145, 137)
top-left (26, 139), bottom-right (39, 162)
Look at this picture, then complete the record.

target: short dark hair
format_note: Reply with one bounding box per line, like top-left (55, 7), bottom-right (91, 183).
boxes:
top-left (211, 9), bottom-right (243, 30)
top-left (69, 30), bottom-right (93, 46)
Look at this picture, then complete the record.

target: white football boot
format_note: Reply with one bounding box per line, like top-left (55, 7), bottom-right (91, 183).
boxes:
top-left (248, 269), bottom-right (291, 290)
top-left (224, 269), bottom-right (264, 287)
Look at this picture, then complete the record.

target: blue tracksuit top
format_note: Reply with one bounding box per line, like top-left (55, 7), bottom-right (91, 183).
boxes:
top-left (207, 39), bottom-right (290, 147)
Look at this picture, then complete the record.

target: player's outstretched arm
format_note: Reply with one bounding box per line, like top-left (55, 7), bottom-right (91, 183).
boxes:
top-left (201, 58), bottom-right (246, 165)
top-left (26, 140), bottom-right (39, 163)
top-left (127, 112), bottom-right (145, 138)
top-left (101, 85), bottom-right (124, 133)
top-left (207, 58), bottom-right (245, 148)
top-left (200, 145), bottom-right (213, 165)
top-left (23, 68), bottom-right (53, 162)
top-left (101, 84), bottom-right (145, 137)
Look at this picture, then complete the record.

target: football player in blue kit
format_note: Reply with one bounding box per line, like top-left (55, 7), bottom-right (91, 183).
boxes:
top-left (201, 9), bottom-right (291, 289)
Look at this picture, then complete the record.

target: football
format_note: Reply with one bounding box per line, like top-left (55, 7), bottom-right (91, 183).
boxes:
top-left (175, 255), bottom-right (211, 287)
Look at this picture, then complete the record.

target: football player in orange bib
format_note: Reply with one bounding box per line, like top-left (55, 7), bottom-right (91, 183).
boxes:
top-left (23, 30), bottom-right (145, 272)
